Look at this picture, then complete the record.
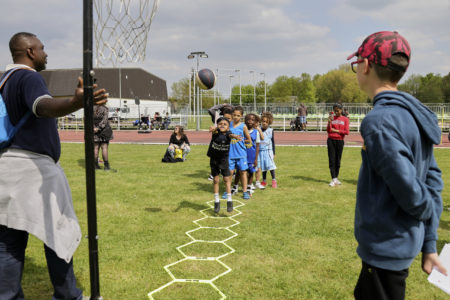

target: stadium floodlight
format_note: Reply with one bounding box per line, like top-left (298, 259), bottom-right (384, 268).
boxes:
top-left (187, 51), bottom-right (209, 130)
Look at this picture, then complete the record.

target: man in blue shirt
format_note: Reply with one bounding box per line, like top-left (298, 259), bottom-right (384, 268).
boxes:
top-left (0, 32), bottom-right (108, 300)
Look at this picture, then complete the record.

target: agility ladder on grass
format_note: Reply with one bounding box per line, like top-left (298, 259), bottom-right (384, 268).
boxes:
top-left (148, 200), bottom-right (245, 299)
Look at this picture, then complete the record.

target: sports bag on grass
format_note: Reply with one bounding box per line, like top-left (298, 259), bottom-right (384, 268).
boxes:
top-left (0, 68), bottom-right (32, 149)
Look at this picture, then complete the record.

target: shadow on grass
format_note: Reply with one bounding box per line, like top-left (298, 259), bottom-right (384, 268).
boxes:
top-left (145, 207), bottom-right (162, 213)
top-left (292, 175), bottom-right (329, 184)
top-left (22, 256), bottom-right (87, 299)
top-left (186, 169), bottom-right (209, 179)
top-left (174, 201), bottom-right (209, 212)
top-left (342, 179), bottom-right (358, 185)
top-left (192, 182), bottom-right (213, 193)
top-left (77, 159), bottom-right (85, 169)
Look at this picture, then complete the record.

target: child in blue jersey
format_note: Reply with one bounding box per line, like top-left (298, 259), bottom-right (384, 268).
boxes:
top-left (258, 112), bottom-right (277, 188)
top-left (245, 113), bottom-right (263, 195)
top-left (223, 106), bottom-right (252, 200)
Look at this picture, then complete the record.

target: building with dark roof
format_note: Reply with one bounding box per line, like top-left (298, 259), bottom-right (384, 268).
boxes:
top-left (41, 68), bottom-right (167, 101)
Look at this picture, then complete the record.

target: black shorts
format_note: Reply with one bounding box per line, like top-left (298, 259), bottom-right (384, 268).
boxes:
top-left (210, 157), bottom-right (230, 177)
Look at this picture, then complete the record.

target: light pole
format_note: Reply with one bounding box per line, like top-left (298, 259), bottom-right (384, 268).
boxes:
top-left (187, 51), bottom-right (208, 130)
top-left (249, 70), bottom-right (256, 112)
top-left (260, 72), bottom-right (266, 112)
top-left (229, 75), bottom-right (234, 104)
top-left (235, 69), bottom-right (241, 106)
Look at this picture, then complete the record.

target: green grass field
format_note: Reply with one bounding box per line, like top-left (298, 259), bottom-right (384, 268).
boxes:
top-left (20, 144), bottom-right (450, 299)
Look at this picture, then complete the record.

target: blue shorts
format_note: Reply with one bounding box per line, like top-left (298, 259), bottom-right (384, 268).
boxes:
top-left (247, 163), bottom-right (258, 173)
top-left (299, 116), bottom-right (306, 123)
top-left (229, 157), bottom-right (248, 171)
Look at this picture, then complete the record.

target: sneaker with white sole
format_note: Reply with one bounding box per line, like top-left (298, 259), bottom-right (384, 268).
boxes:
top-left (329, 180), bottom-right (336, 187)
top-left (208, 174), bottom-right (214, 181)
top-left (333, 178), bottom-right (342, 185)
top-left (255, 182), bottom-right (265, 189)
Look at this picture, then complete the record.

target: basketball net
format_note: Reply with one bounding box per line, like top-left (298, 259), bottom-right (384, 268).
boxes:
top-left (94, 0), bottom-right (160, 66)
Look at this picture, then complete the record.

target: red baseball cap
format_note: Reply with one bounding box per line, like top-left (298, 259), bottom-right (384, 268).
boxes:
top-left (347, 31), bottom-right (411, 72)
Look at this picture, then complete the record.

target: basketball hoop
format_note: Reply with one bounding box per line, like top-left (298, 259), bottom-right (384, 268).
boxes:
top-left (94, 0), bottom-right (160, 65)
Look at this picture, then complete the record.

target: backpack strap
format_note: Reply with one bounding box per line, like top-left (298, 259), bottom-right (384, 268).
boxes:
top-left (0, 67), bottom-right (34, 130)
top-left (0, 67), bottom-right (30, 89)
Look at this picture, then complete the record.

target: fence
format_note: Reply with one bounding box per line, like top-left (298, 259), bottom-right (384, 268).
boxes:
top-left (58, 103), bottom-right (450, 132)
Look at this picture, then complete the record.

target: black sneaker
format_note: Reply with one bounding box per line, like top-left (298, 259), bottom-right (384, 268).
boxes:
top-left (227, 201), bottom-right (233, 212)
top-left (95, 162), bottom-right (101, 169)
top-left (214, 202), bottom-right (220, 213)
top-left (104, 161), bottom-right (111, 171)
top-left (208, 174), bottom-right (214, 181)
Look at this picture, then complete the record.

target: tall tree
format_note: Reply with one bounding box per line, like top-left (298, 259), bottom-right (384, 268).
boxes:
top-left (417, 73), bottom-right (444, 103)
top-left (441, 72), bottom-right (450, 103)
top-left (398, 74), bottom-right (422, 97)
top-left (296, 73), bottom-right (317, 103)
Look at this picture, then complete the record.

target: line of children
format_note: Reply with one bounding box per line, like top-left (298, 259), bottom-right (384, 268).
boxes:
top-left (209, 107), bottom-right (278, 213)
top-left (230, 113), bottom-right (264, 196)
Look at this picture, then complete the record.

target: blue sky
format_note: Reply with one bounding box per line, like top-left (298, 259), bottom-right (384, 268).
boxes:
top-left (0, 0), bottom-right (449, 96)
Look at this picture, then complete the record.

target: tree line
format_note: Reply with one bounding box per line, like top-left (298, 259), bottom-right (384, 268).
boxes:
top-left (170, 64), bottom-right (450, 109)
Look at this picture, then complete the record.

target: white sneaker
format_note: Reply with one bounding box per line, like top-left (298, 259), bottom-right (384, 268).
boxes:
top-left (248, 184), bottom-right (255, 191)
top-left (329, 180), bottom-right (336, 187)
top-left (255, 182), bottom-right (265, 189)
top-left (333, 178), bottom-right (342, 185)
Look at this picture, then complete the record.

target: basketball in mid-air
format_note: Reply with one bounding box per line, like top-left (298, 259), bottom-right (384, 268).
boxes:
top-left (196, 68), bottom-right (216, 90)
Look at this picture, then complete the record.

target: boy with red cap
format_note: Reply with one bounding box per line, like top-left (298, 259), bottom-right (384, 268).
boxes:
top-left (349, 31), bottom-right (447, 299)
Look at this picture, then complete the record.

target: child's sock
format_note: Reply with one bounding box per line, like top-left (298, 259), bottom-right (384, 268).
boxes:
top-left (270, 170), bottom-right (276, 180)
top-left (227, 193), bottom-right (232, 202)
top-left (214, 193), bottom-right (219, 203)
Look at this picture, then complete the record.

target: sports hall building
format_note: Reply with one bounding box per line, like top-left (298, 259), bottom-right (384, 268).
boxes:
top-left (40, 68), bottom-right (169, 119)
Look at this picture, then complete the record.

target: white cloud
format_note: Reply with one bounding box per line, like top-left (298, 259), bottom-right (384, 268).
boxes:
top-left (0, 0), bottom-right (448, 97)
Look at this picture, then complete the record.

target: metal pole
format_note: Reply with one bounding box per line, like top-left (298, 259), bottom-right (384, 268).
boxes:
top-left (188, 71), bottom-right (192, 121)
top-left (235, 69), bottom-right (241, 106)
top-left (83, 0), bottom-right (101, 299)
top-left (118, 67), bottom-right (121, 130)
top-left (229, 75), bottom-right (233, 104)
top-left (193, 69), bottom-right (196, 126)
top-left (261, 72), bottom-right (266, 112)
top-left (196, 56), bottom-right (200, 130)
top-left (250, 71), bottom-right (256, 112)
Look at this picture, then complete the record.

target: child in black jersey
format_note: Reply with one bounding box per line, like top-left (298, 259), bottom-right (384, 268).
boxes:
top-left (208, 117), bottom-right (240, 213)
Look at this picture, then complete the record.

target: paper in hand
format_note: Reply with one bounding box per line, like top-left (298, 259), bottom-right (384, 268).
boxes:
top-left (428, 243), bottom-right (450, 294)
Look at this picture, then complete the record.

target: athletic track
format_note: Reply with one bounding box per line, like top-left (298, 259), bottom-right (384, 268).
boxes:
top-left (59, 130), bottom-right (450, 148)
